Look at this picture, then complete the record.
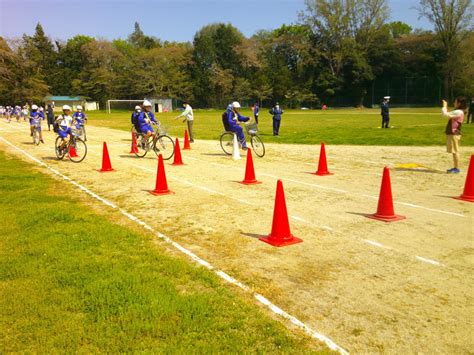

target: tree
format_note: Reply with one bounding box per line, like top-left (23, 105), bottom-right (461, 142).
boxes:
top-left (128, 22), bottom-right (160, 49)
top-left (388, 21), bottom-right (413, 38)
top-left (417, 0), bottom-right (474, 99)
top-left (0, 37), bottom-right (49, 104)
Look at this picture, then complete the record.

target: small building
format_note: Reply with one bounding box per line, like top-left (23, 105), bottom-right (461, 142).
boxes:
top-left (144, 98), bottom-right (173, 113)
top-left (43, 96), bottom-right (98, 112)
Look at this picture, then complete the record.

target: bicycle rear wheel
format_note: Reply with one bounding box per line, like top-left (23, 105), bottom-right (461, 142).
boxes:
top-left (251, 134), bottom-right (265, 157)
top-left (55, 136), bottom-right (66, 160)
top-left (153, 135), bottom-right (175, 160)
top-left (69, 138), bottom-right (87, 163)
top-left (134, 134), bottom-right (150, 158)
top-left (220, 132), bottom-right (234, 155)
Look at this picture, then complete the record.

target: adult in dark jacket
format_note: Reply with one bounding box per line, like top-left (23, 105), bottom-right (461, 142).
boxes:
top-left (467, 97), bottom-right (474, 124)
top-left (46, 104), bottom-right (54, 131)
top-left (269, 103), bottom-right (284, 136)
top-left (381, 96), bottom-right (390, 128)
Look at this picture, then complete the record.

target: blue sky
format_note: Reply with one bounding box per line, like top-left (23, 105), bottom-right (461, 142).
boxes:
top-left (0, 0), bottom-right (432, 42)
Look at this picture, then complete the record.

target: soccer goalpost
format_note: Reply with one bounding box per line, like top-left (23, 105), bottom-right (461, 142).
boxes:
top-left (106, 100), bottom-right (143, 114)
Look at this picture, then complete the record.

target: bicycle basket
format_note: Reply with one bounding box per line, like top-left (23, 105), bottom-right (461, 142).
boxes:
top-left (245, 123), bottom-right (258, 135)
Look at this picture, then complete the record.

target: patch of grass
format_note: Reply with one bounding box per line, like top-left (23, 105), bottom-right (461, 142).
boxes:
top-left (88, 108), bottom-right (474, 146)
top-left (0, 151), bottom-right (327, 353)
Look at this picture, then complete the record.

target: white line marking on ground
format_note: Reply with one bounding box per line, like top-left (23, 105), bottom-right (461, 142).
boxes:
top-left (416, 256), bottom-right (445, 267)
top-left (0, 135), bottom-right (348, 355)
top-left (363, 240), bottom-right (391, 249)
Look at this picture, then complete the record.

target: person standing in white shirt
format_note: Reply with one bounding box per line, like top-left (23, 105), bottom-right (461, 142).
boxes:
top-left (175, 101), bottom-right (194, 143)
top-left (442, 97), bottom-right (467, 174)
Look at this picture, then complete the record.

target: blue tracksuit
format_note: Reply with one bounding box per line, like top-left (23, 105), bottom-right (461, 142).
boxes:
top-left (270, 107), bottom-right (284, 135)
top-left (227, 110), bottom-right (250, 148)
top-left (381, 101), bottom-right (389, 128)
top-left (29, 111), bottom-right (44, 125)
top-left (138, 111), bottom-right (157, 133)
top-left (73, 112), bottom-right (87, 129)
top-left (253, 104), bottom-right (260, 124)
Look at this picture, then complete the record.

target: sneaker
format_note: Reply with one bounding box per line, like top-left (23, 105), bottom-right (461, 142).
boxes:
top-left (40, 139), bottom-right (44, 144)
top-left (447, 168), bottom-right (460, 174)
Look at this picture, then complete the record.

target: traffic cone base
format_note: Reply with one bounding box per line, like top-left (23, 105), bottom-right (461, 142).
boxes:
top-left (452, 155), bottom-right (474, 202)
top-left (98, 168), bottom-right (115, 173)
top-left (366, 214), bottom-right (406, 222)
top-left (239, 180), bottom-right (262, 185)
top-left (453, 196), bottom-right (474, 202)
top-left (311, 171), bottom-right (334, 176)
top-left (148, 189), bottom-right (174, 196)
top-left (259, 234), bottom-right (303, 247)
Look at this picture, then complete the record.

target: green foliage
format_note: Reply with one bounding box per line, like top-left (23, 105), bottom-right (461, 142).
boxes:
top-left (388, 21), bottom-right (413, 38)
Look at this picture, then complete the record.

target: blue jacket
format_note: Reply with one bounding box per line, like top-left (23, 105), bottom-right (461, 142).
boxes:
top-left (381, 101), bottom-right (389, 115)
top-left (270, 107), bottom-right (283, 120)
top-left (73, 112), bottom-right (87, 123)
top-left (254, 105), bottom-right (259, 115)
top-left (29, 111), bottom-right (44, 123)
top-left (227, 110), bottom-right (249, 129)
top-left (131, 111), bottom-right (140, 125)
top-left (138, 111), bottom-right (157, 126)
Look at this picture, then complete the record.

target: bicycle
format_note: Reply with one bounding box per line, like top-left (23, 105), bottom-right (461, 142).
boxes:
top-left (32, 121), bottom-right (41, 145)
top-left (75, 122), bottom-right (87, 141)
top-left (55, 129), bottom-right (87, 163)
top-left (132, 123), bottom-right (175, 160)
top-left (220, 122), bottom-right (265, 157)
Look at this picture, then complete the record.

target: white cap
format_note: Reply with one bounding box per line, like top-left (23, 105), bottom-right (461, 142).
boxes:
top-left (63, 105), bottom-right (72, 111)
top-left (77, 105), bottom-right (83, 110)
top-left (135, 105), bottom-right (141, 110)
top-left (31, 104), bottom-right (38, 110)
top-left (232, 101), bottom-right (241, 108)
top-left (384, 96), bottom-right (390, 100)
top-left (143, 100), bottom-right (152, 107)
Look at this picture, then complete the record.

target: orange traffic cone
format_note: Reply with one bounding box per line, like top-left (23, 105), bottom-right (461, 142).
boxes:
top-left (240, 149), bottom-right (261, 185)
top-left (148, 154), bottom-right (173, 195)
top-left (312, 142), bottom-right (333, 176)
top-left (69, 145), bottom-right (78, 158)
top-left (367, 167), bottom-right (405, 222)
top-left (454, 154), bottom-right (474, 202)
top-left (98, 142), bottom-right (114, 172)
top-left (129, 131), bottom-right (138, 154)
top-left (260, 180), bottom-right (303, 247)
top-left (183, 130), bottom-right (191, 150)
top-left (172, 138), bottom-right (184, 166)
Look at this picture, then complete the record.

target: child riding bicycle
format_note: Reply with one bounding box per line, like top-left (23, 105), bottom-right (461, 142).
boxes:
top-left (55, 105), bottom-right (75, 149)
top-left (137, 100), bottom-right (159, 139)
top-left (223, 101), bottom-right (250, 150)
top-left (72, 105), bottom-right (87, 140)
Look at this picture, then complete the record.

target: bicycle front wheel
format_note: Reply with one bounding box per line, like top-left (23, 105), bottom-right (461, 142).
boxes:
top-left (33, 129), bottom-right (40, 145)
top-left (55, 136), bottom-right (66, 160)
top-left (220, 132), bottom-right (234, 155)
top-left (134, 134), bottom-right (150, 158)
top-left (154, 135), bottom-right (175, 160)
top-left (251, 135), bottom-right (265, 157)
top-left (69, 138), bottom-right (87, 163)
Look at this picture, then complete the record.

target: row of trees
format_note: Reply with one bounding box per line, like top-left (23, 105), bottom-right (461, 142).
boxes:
top-left (0, 0), bottom-right (472, 108)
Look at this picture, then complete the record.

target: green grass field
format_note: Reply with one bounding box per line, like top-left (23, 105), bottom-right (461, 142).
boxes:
top-left (88, 108), bottom-right (474, 146)
top-left (0, 151), bottom-right (326, 353)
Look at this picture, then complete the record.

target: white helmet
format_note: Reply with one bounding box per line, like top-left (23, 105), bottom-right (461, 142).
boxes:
top-left (31, 104), bottom-right (38, 110)
top-left (143, 100), bottom-right (152, 107)
top-left (232, 101), bottom-right (241, 109)
top-left (77, 105), bottom-right (83, 110)
top-left (135, 105), bottom-right (141, 110)
top-left (62, 105), bottom-right (72, 111)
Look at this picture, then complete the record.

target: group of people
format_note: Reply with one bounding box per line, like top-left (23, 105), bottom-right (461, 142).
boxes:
top-left (1, 105), bottom-right (39, 122)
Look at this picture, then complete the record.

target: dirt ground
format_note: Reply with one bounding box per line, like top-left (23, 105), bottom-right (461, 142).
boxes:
top-left (1, 120), bottom-right (472, 353)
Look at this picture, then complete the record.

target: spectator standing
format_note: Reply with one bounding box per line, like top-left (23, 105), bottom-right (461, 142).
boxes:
top-left (46, 104), bottom-right (54, 131)
top-left (381, 96), bottom-right (390, 128)
top-left (269, 102), bottom-right (284, 136)
top-left (253, 102), bottom-right (260, 124)
top-left (442, 97), bottom-right (467, 174)
top-left (175, 101), bottom-right (194, 142)
top-left (467, 97), bottom-right (474, 124)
